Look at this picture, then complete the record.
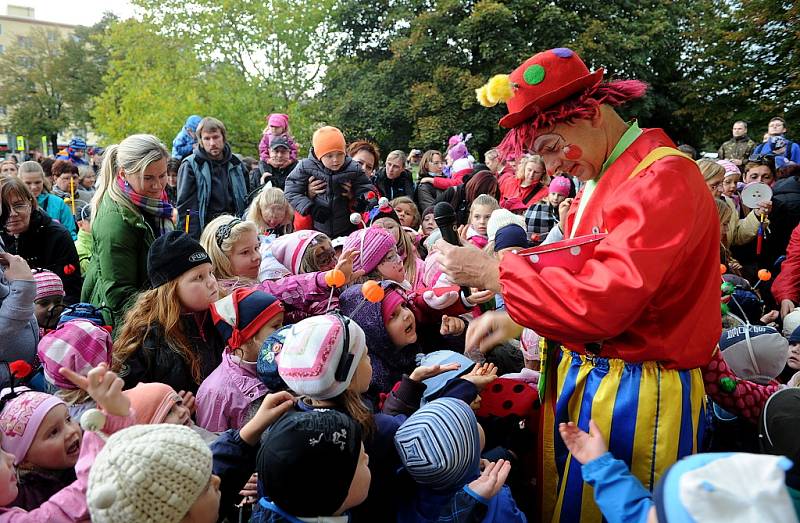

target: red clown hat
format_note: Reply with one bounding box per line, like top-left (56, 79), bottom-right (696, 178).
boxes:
top-left (477, 48), bottom-right (605, 129)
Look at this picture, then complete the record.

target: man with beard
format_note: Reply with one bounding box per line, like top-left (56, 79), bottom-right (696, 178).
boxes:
top-left (177, 117), bottom-right (249, 238)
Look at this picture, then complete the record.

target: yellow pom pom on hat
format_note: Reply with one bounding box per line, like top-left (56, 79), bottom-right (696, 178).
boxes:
top-left (475, 48), bottom-right (605, 129)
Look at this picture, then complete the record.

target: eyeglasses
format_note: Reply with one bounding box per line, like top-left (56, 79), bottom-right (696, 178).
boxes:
top-left (215, 218), bottom-right (242, 247)
top-left (7, 202), bottom-right (30, 214)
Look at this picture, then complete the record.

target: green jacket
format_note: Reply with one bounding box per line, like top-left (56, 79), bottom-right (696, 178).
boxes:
top-left (718, 135), bottom-right (756, 163)
top-left (75, 229), bottom-right (93, 276)
top-left (80, 195), bottom-right (155, 328)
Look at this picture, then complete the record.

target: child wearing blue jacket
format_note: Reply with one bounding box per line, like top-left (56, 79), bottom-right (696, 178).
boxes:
top-left (394, 397), bottom-right (527, 523)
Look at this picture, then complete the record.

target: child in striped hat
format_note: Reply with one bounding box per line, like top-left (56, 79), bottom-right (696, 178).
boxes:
top-left (32, 269), bottom-right (65, 332)
top-left (195, 288), bottom-right (285, 432)
top-left (394, 398), bottom-right (524, 522)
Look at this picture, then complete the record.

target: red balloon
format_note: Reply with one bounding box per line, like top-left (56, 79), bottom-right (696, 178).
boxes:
top-left (758, 269), bottom-right (772, 281)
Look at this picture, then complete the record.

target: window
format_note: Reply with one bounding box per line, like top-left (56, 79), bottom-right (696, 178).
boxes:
top-left (16, 36), bottom-right (31, 48)
top-left (0, 24), bottom-right (3, 35)
top-left (0, 45), bottom-right (4, 54)
top-left (0, 107), bottom-right (6, 116)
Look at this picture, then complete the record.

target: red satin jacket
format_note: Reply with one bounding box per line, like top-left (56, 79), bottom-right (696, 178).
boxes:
top-left (499, 129), bottom-right (721, 369)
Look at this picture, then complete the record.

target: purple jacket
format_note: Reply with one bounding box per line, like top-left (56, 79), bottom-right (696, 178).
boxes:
top-left (196, 351), bottom-right (268, 432)
top-left (220, 271), bottom-right (334, 322)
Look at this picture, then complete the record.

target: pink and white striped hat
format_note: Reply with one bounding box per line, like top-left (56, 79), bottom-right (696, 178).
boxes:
top-left (37, 320), bottom-right (113, 390)
top-left (33, 270), bottom-right (64, 301)
top-left (270, 230), bottom-right (324, 275)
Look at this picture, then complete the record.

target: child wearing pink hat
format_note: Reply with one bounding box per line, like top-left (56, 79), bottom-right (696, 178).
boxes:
top-left (258, 113), bottom-right (298, 163)
top-left (37, 320), bottom-right (113, 421)
top-left (32, 269), bottom-right (64, 333)
top-left (524, 175), bottom-right (572, 245)
top-left (0, 387), bottom-right (80, 510)
top-left (0, 363), bottom-right (135, 520)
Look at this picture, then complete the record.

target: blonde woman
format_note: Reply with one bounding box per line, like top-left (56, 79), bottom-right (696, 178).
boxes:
top-left (81, 134), bottom-right (172, 328)
top-left (511, 155), bottom-right (550, 207)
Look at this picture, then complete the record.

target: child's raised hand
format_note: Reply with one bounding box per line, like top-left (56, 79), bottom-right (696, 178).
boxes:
top-left (440, 315), bottom-right (466, 336)
top-left (336, 249), bottom-right (366, 285)
top-left (462, 362), bottom-right (497, 390)
top-left (467, 459), bottom-right (511, 500)
top-left (59, 362), bottom-right (130, 417)
top-left (240, 391), bottom-right (295, 446)
top-left (558, 198), bottom-right (574, 224)
top-left (178, 390), bottom-right (197, 415)
top-left (409, 362), bottom-right (461, 382)
top-left (558, 419), bottom-right (607, 465)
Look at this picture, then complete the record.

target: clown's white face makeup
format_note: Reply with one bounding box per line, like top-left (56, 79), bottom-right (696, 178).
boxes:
top-left (530, 112), bottom-right (612, 182)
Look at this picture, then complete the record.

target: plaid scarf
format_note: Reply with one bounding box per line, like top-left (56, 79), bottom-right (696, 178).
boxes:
top-left (116, 175), bottom-right (175, 236)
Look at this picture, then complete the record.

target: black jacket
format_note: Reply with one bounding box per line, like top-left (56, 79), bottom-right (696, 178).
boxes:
top-left (284, 149), bottom-right (374, 238)
top-left (374, 167), bottom-right (415, 201)
top-left (1, 210), bottom-right (82, 303)
top-left (120, 311), bottom-right (225, 394)
top-left (768, 175), bottom-right (800, 261)
top-left (249, 159), bottom-right (298, 192)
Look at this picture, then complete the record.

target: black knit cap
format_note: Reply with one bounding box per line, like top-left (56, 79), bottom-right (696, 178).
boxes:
top-left (147, 231), bottom-right (211, 288)
top-left (257, 409), bottom-right (362, 517)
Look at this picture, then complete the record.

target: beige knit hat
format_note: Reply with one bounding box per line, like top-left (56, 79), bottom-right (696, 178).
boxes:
top-left (87, 424), bottom-right (212, 523)
top-left (487, 208), bottom-right (527, 244)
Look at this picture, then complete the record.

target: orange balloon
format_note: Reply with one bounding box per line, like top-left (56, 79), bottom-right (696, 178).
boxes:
top-left (362, 280), bottom-right (384, 303)
top-left (324, 269), bottom-right (346, 288)
top-left (758, 269), bottom-right (772, 281)
top-left (720, 264), bottom-right (727, 275)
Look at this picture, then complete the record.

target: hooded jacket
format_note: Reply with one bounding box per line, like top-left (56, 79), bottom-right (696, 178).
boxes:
top-left (171, 115), bottom-right (201, 160)
top-left (177, 143), bottom-right (249, 238)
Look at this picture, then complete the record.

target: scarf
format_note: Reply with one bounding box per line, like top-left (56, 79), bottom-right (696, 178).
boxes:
top-left (117, 175), bottom-right (175, 236)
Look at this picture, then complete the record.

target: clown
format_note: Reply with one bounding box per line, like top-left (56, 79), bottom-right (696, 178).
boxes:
top-left (438, 48), bottom-right (721, 522)
top-left (56, 137), bottom-right (89, 166)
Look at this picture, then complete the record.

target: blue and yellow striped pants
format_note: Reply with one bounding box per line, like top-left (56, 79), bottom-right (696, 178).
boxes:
top-left (539, 348), bottom-right (706, 522)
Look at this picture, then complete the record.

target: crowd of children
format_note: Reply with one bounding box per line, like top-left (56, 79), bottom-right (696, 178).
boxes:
top-left (2, 90), bottom-right (800, 523)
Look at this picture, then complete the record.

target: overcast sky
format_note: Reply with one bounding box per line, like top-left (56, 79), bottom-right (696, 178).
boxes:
top-left (1, 1), bottom-right (134, 26)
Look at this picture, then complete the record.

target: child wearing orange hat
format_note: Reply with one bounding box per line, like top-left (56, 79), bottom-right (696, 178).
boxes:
top-left (284, 126), bottom-right (375, 239)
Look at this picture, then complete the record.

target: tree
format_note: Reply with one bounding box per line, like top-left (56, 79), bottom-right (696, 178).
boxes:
top-left (0, 17), bottom-right (111, 152)
top-left (322, 0), bottom-right (712, 156)
top-left (680, 0), bottom-right (800, 150)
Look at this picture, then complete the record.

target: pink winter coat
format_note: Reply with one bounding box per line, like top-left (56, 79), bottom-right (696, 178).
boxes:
top-left (195, 351), bottom-right (268, 432)
top-left (0, 411), bottom-right (135, 522)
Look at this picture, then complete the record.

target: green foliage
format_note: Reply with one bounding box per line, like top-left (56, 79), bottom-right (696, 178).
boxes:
top-left (0, 16), bottom-right (111, 145)
top-left (322, 0), bottom-right (700, 158)
top-left (681, 0), bottom-right (800, 149)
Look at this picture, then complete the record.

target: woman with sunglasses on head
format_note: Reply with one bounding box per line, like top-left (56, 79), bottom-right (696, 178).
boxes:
top-left (199, 218), bottom-right (362, 322)
top-left (0, 178), bottom-right (81, 304)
